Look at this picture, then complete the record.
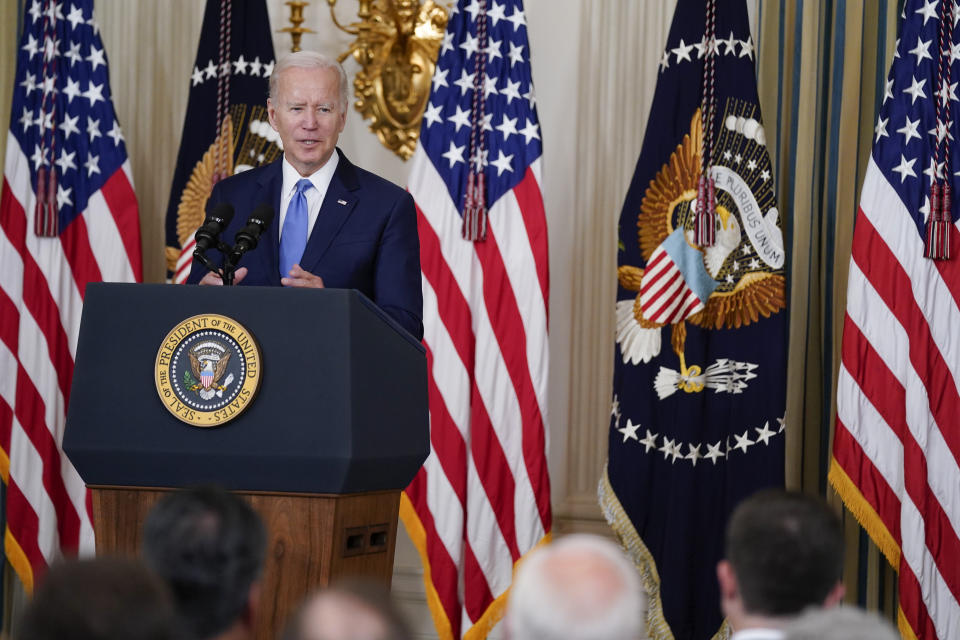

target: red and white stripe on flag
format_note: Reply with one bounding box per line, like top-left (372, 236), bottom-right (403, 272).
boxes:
top-left (831, 158), bottom-right (960, 640)
top-left (0, 0), bottom-right (141, 592)
top-left (831, 3), bottom-right (960, 638)
top-left (174, 237), bottom-right (196, 284)
top-left (403, 149), bottom-right (552, 639)
top-left (639, 246), bottom-right (707, 325)
top-left (400, 1), bottom-right (551, 636)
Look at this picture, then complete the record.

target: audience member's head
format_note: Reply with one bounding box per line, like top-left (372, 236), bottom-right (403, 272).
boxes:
top-left (717, 489), bottom-right (845, 631)
top-left (17, 557), bottom-right (181, 640)
top-left (505, 534), bottom-right (646, 640)
top-left (282, 579), bottom-right (412, 640)
top-left (782, 606), bottom-right (899, 640)
top-left (142, 486), bottom-right (267, 640)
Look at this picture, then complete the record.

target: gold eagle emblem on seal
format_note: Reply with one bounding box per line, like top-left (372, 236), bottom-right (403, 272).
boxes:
top-left (617, 102), bottom-right (786, 394)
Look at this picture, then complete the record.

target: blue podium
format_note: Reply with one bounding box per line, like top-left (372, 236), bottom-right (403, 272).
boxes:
top-left (63, 283), bottom-right (428, 640)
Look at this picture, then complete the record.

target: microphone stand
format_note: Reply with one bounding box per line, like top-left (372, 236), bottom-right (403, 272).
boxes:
top-left (192, 250), bottom-right (221, 279)
top-left (193, 239), bottom-right (238, 285)
top-left (218, 239), bottom-right (238, 286)
top-left (198, 207), bottom-right (273, 286)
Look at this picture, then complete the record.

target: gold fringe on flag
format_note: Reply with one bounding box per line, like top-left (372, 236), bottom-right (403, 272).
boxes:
top-left (0, 445), bottom-right (34, 594)
top-left (399, 492), bottom-right (552, 640)
top-left (828, 459), bottom-right (921, 640)
top-left (599, 465), bottom-right (732, 640)
top-left (827, 458), bottom-right (900, 570)
top-left (399, 493), bottom-right (456, 640)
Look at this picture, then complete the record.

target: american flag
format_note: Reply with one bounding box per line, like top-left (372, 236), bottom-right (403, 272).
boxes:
top-left (0, 0), bottom-right (140, 592)
top-left (831, 1), bottom-right (960, 638)
top-left (400, 0), bottom-right (551, 637)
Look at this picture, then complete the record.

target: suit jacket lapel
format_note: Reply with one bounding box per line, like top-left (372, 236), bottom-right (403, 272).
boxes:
top-left (300, 149), bottom-right (360, 274)
top-left (253, 160), bottom-right (283, 285)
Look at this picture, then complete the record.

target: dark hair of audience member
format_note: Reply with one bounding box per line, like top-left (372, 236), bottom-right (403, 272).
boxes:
top-left (725, 489), bottom-right (844, 616)
top-left (16, 557), bottom-right (183, 640)
top-left (281, 578), bottom-right (412, 640)
top-left (142, 485), bottom-right (266, 640)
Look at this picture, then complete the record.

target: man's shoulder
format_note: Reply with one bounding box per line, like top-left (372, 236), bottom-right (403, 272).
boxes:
top-left (353, 164), bottom-right (404, 191)
top-left (340, 155), bottom-right (408, 200)
top-left (215, 161), bottom-right (280, 195)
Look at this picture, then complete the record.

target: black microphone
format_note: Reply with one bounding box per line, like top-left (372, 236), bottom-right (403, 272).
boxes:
top-left (193, 203), bottom-right (235, 254)
top-left (231, 204), bottom-right (275, 259)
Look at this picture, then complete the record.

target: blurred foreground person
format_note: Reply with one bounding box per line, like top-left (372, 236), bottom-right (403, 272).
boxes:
top-left (782, 606), bottom-right (899, 640)
top-left (505, 533), bottom-right (646, 640)
top-left (17, 557), bottom-right (182, 640)
top-left (142, 486), bottom-right (266, 640)
top-left (282, 579), bottom-right (412, 640)
top-left (717, 490), bottom-right (845, 639)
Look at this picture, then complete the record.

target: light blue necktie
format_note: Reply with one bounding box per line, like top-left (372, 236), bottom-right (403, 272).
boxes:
top-left (279, 178), bottom-right (312, 279)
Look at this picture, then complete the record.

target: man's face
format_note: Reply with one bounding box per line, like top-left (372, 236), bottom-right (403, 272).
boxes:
top-left (300, 593), bottom-right (390, 640)
top-left (267, 65), bottom-right (347, 177)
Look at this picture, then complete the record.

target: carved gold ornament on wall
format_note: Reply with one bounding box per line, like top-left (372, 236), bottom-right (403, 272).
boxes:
top-left (279, 1), bottom-right (315, 52)
top-left (327, 0), bottom-right (448, 160)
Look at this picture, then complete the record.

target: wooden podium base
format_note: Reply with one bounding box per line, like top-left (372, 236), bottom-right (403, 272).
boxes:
top-left (91, 486), bottom-right (401, 640)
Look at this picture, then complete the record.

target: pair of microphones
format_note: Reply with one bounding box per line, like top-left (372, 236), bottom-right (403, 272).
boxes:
top-left (193, 203), bottom-right (274, 285)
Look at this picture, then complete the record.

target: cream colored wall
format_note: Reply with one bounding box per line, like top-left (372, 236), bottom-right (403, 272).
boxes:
top-left (0, 1), bottom-right (758, 638)
top-left (93, 0), bottom-right (205, 283)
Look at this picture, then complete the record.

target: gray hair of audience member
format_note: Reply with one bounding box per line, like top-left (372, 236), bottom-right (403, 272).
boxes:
top-left (269, 51), bottom-right (350, 113)
top-left (142, 485), bottom-right (266, 640)
top-left (782, 606), bottom-right (900, 640)
top-left (17, 557), bottom-right (182, 640)
top-left (505, 534), bottom-right (646, 640)
top-left (281, 578), bottom-right (412, 640)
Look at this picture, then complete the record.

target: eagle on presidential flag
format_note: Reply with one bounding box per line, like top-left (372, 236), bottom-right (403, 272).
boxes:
top-left (601, 1), bottom-right (788, 639)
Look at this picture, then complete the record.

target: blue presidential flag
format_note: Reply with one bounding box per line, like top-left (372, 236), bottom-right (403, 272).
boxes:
top-left (600, 1), bottom-right (786, 639)
top-left (164, 0), bottom-right (279, 282)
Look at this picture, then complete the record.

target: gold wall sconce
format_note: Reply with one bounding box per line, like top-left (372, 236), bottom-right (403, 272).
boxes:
top-left (327, 0), bottom-right (449, 160)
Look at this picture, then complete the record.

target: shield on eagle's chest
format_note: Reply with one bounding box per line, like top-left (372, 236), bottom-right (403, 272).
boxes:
top-left (638, 228), bottom-right (719, 325)
top-left (200, 361), bottom-right (214, 389)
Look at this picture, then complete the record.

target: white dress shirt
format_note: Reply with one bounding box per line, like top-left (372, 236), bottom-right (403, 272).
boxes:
top-left (277, 151), bottom-right (340, 241)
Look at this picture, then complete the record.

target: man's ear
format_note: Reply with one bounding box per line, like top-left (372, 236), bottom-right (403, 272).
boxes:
top-left (266, 99), bottom-right (278, 130)
top-left (716, 560), bottom-right (738, 600)
top-left (822, 581), bottom-right (846, 608)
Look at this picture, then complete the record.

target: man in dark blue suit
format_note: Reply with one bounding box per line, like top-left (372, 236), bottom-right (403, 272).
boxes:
top-left (188, 52), bottom-right (423, 341)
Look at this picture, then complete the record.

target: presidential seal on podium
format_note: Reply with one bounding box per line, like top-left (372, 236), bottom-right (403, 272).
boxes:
top-left (155, 314), bottom-right (262, 427)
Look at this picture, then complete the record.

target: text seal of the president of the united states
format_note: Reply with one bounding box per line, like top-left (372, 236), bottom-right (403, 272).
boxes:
top-left (154, 314), bottom-right (262, 427)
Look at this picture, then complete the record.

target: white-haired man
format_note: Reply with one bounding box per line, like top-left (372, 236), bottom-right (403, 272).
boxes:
top-left (188, 51), bottom-right (423, 341)
top-left (505, 534), bottom-right (647, 640)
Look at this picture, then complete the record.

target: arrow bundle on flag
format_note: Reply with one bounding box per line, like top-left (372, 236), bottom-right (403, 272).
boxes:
top-left (831, 1), bottom-right (960, 638)
top-left (0, 0), bottom-right (141, 592)
top-left (601, 1), bottom-right (787, 638)
top-left (164, 0), bottom-right (279, 283)
top-left (401, 0), bottom-right (551, 638)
